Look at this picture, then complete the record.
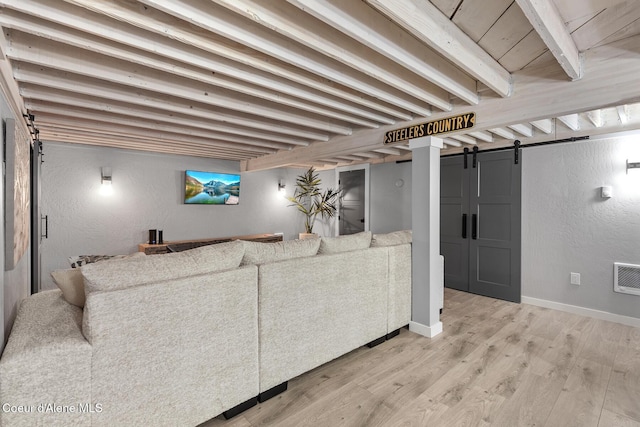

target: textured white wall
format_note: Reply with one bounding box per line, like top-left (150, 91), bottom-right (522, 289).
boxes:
top-left (40, 142), bottom-right (335, 290)
top-left (370, 162), bottom-right (412, 233)
top-left (522, 133), bottom-right (640, 319)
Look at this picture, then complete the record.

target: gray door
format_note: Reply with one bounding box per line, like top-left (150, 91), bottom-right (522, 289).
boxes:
top-left (339, 169), bottom-right (365, 235)
top-left (440, 149), bottom-right (521, 303)
top-left (440, 156), bottom-right (470, 292)
top-left (469, 150), bottom-right (521, 302)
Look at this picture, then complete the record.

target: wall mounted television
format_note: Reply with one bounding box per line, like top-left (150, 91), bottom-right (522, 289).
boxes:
top-left (184, 170), bottom-right (240, 205)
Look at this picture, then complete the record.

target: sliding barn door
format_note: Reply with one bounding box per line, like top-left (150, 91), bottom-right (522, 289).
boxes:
top-left (469, 150), bottom-right (521, 303)
top-left (440, 156), bottom-right (470, 292)
top-left (440, 149), bottom-right (522, 303)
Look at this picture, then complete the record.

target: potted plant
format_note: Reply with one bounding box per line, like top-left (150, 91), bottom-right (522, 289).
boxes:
top-left (287, 167), bottom-right (341, 239)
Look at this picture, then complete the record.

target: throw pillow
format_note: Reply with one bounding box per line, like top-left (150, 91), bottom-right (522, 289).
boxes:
top-left (82, 240), bottom-right (245, 293)
top-left (68, 253), bottom-right (142, 268)
top-left (371, 230), bottom-right (412, 247)
top-left (51, 268), bottom-right (85, 308)
top-left (241, 238), bottom-right (320, 265)
top-left (318, 231), bottom-right (372, 254)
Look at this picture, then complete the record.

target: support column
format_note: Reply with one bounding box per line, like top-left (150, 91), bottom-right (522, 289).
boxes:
top-left (409, 136), bottom-right (443, 338)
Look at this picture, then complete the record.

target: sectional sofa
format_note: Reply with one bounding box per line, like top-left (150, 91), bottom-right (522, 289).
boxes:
top-left (0, 230), bottom-right (413, 426)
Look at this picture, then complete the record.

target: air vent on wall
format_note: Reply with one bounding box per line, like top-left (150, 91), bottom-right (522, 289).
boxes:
top-left (614, 262), bottom-right (640, 296)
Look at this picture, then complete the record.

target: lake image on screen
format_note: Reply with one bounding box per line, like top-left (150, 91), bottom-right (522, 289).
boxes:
top-left (185, 170), bottom-right (240, 204)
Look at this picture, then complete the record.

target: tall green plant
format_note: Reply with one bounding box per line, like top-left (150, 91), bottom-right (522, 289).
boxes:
top-left (287, 167), bottom-right (341, 234)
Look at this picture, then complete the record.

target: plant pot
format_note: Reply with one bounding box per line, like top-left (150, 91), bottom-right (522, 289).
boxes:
top-left (298, 233), bottom-right (318, 240)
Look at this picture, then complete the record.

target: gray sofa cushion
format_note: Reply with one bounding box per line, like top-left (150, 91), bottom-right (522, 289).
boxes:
top-left (241, 238), bottom-right (320, 265)
top-left (318, 231), bottom-right (372, 254)
top-left (371, 230), bottom-right (412, 247)
top-left (82, 240), bottom-right (245, 293)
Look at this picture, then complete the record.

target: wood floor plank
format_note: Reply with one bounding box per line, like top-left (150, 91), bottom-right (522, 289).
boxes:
top-left (579, 319), bottom-right (626, 366)
top-left (599, 408), bottom-right (640, 427)
top-left (544, 358), bottom-right (612, 427)
top-left (603, 346), bottom-right (640, 422)
top-left (490, 372), bottom-right (566, 426)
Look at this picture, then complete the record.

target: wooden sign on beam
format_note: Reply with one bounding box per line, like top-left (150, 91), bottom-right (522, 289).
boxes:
top-left (384, 112), bottom-right (476, 144)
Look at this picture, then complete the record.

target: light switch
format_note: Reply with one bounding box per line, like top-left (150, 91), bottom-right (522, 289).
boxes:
top-left (601, 186), bottom-right (613, 198)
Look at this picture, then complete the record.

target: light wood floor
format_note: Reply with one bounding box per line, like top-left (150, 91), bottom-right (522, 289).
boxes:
top-left (202, 288), bottom-right (640, 427)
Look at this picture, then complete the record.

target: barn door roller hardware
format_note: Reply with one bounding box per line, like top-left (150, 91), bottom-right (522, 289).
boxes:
top-left (514, 140), bottom-right (521, 165)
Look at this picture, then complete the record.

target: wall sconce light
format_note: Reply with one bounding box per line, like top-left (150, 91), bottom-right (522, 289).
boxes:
top-left (627, 160), bottom-right (640, 174)
top-left (278, 180), bottom-right (286, 193)
top-left (101, 167), bottom-right (112, 186)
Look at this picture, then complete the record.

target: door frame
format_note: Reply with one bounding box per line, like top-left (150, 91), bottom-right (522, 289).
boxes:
top-left (335, 164), bottom-right (370, 236)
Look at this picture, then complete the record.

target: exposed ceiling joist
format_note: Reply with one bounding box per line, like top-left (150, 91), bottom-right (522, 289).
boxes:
top-left (365, 0), bottom-right (511, 98)
top-left (557, 113), bottom-right (580, 130)
top-left (515, 0), bottom-right (582, 80)
top-left (286, 0), bottom-right (498, 106)
top-left (530, 119), bottom-right (554, 134)
top-left (244, 35), bottom-right (640, 170)
top-left (0, 0), bottom-right (638, 166)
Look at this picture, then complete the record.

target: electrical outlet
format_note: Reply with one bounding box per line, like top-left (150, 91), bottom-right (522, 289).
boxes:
top-left (570, 272), bottom-right (581, 285)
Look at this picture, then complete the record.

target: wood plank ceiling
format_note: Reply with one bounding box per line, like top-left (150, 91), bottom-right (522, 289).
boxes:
top-left (0, 0), bottom-right (639, 170)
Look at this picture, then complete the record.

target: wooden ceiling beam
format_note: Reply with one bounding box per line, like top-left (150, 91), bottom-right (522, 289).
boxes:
top-left (468, 131), bottom-right (494, 142)
top-left (508, 123), bottom-right (534, 137)
top-left (40, 132), bottom-right (247, 160)
top-left (489, 128), bottom-right (518, 140)
top-left (530, 119), bottom-right (554, 134)
top-left (14, 65), bottom-right (329, 142)
top-left (9, 0), bottom-right (411, 121)
top-left (6, 32), bottom-right (354, 136)
top-left (0, 25), bottom-right (29, 137)
top-left (617, 105), bottom-right (629, 124)
top-left (557, 114), bottom-right (580, 131)
top-left (23, 94), bottom-right (308, 147)
top-left (0, 9), bottom-right (392, 128)
top-left (37, 119), bottom-right (275, 155)
top-left (364, 0), bottom-right (512, 98)
top-left (587, 110), bottom-right (604, 128)
top-left (448, 134), bottom-right (477, 145)
top-left (212, 0), bottom-right (455, 111)
top-left (32, 110), bottom-right (292, 151)
top-left (515, 0), bottom-right (582, 80)
top-left (286, 0), bottom-right (484, 105)
top-left (69, 0), bottom-right (433, 117)
top-left (244, 35), bottom-right (640, 170)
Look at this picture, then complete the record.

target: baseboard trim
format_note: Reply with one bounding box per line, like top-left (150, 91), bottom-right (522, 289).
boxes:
top-left (522, 296), bottom-right (640, 328)
top-left (409, 320), bottom-right (443, 338)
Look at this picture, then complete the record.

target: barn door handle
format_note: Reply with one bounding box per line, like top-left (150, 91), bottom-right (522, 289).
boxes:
top-left (41, 215), bottom-right (48, 239)
top-left (472, 214), bottom-right (477, 240)
top-left (462, 214), bottom-right (467, 239)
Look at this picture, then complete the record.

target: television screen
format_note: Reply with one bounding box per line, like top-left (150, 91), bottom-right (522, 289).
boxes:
top-left (184, 170), bottom-right (240, 205)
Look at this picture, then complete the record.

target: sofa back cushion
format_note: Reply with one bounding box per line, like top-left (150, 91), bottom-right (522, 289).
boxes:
top-left (241, 238), bottom-right (320, 265)
top-left (318, 231), bottom-right (372, 254)
top-left (82, 240), bottom-right (245, 293)
top-left (371, 230), bottom-right (412, 247)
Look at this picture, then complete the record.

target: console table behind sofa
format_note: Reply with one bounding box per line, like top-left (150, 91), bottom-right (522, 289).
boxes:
top-left (138, 233), bottom-right (283, 254)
